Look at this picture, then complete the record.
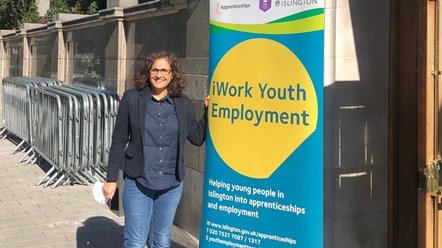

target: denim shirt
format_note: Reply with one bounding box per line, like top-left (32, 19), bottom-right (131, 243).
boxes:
top-left (137, 90), bottom-right (179, 190)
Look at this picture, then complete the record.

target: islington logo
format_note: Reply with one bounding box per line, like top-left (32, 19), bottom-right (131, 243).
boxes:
top-left (259, 0), bottom-right (271, 12)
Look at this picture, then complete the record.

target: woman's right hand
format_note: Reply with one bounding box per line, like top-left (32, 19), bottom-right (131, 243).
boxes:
top-left (103, 181), bottom-right (117, 200)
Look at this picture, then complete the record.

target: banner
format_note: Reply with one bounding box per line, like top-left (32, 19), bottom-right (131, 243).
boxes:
top-left (200, 0), bottom-right (324, 247)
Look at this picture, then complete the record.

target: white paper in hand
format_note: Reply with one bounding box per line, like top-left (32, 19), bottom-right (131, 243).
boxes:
top-left (92, 181), bottom-right (107, 205)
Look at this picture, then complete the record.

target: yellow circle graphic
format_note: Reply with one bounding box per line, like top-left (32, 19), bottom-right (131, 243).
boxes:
top-left (209, 38), bottom-right (318, 178)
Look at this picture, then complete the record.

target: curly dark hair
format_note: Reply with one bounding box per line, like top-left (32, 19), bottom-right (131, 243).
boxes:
top-left (133, 52), bottom-right (186, 97)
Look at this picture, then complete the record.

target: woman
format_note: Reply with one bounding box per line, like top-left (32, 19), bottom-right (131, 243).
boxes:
top-left (103, 51), bottom-right (207, 248)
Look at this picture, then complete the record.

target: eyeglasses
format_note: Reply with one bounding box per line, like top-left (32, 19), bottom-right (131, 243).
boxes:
top-left (150, 68), bottom-right (172, 75)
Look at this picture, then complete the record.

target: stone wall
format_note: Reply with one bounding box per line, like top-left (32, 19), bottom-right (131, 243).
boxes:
top-left (323, 0), bottom-right (390, 247)
top-left (174, 0), bottom-right (209, 238)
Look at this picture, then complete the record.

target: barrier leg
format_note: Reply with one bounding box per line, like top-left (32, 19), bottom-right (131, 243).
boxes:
top-left (71, 173), bottom-right (90, 185)
top-left (43, 171), bottom-right (59, 188)
top-left (51, 173), bottom-right (67, 189)
top-left (92, 167), bottom-right (107, 180)
top-left (36, 167), bottom-right (55, 186)
top-left (0, 128), bottom-right (6, 137)
top-left (26, 154), bottom-right (37, 164)
top-left (18, 147), bottom-right (33, 163)
top-left (10, 140), bottom-right (25, 155)
top-left (80, 171), bottom-right (97, 184)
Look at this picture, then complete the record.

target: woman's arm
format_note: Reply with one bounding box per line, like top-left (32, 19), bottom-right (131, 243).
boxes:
top-left (187, 96), bottom-right (208, 146)
top-left (106, 91), bottom-right (131, 181)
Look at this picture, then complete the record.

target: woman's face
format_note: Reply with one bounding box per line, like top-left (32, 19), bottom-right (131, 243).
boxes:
top-left (149, 58), bottom-right (173, 95)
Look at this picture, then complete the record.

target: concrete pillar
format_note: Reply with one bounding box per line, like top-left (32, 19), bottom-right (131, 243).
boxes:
top-left (0, 35), bottom-right (4, 113)
top-left (18, 24), bottom-right (46, 77)
top-left (107, 0), bottom-right (138, 9)
top-left (21, 31), bottom-right (30, 76)
top-left (36, 0), bottom-right (50, 17)
top-left (65, 33), bottom-right (74, 84)
top-left (52, 13), bottom-right (88, 22)
top-left (4, 41), bottom-right (10, 78)
top-left (0, 30), bottom-right (13, 79)
top-left (116, 16), bottom-right (126, 96)
top-left (55, 22), bottom-right (66, 82)
top-left (0, 36), bottom-right (4, 80)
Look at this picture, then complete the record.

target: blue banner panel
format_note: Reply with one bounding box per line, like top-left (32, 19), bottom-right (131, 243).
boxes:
top-left (200, 1), bottom-right (324, 247)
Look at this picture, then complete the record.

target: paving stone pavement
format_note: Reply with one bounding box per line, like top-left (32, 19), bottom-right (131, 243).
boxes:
top-left (0, 130), bottom-right (199, 248)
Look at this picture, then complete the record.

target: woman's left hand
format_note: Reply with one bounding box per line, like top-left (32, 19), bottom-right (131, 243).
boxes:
top-left (204, 95), bottom-right (209, 107)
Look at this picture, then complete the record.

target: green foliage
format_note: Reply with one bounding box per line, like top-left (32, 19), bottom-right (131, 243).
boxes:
top-left (23, 1), bottom-right (40, 24)
top-left (87, 1), bottom-right (98, 15)
top-left (45, 0), bottom-right (106, 22)
top-left (45, 0), bottom-right (71, 22)
top-left (0, 0), bottom-right (41, 29)
top-left (0, 0), bottom-right (107, 29)
top-left (71, 2), bottom-right (83, 14)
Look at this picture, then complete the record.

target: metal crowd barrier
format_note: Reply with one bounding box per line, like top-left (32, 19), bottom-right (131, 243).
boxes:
top-left (1, 77), bottom-right (62, 161)
top-left (72, 76), bottom-right (106, 90)
top-left (31, 84), bottom-right (119, 188)
top-left (1, 77), bottom-right (119, 188)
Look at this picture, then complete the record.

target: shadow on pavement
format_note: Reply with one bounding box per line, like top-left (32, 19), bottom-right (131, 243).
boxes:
top-left (76, 217), bottom-right (191, 248)
top-left (77, 216), bottom-right (124, 248)
top-left (171, 240), bottom-right (189, 248)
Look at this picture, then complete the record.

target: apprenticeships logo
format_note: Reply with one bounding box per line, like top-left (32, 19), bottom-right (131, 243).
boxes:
top-left (259, 0), bottom-right (271, 12)
top-left (215, 1), bottom-right (251, 15)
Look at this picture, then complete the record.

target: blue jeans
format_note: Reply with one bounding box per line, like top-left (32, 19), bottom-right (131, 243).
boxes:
top-left (122, 178), bottom-right (183, 248)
